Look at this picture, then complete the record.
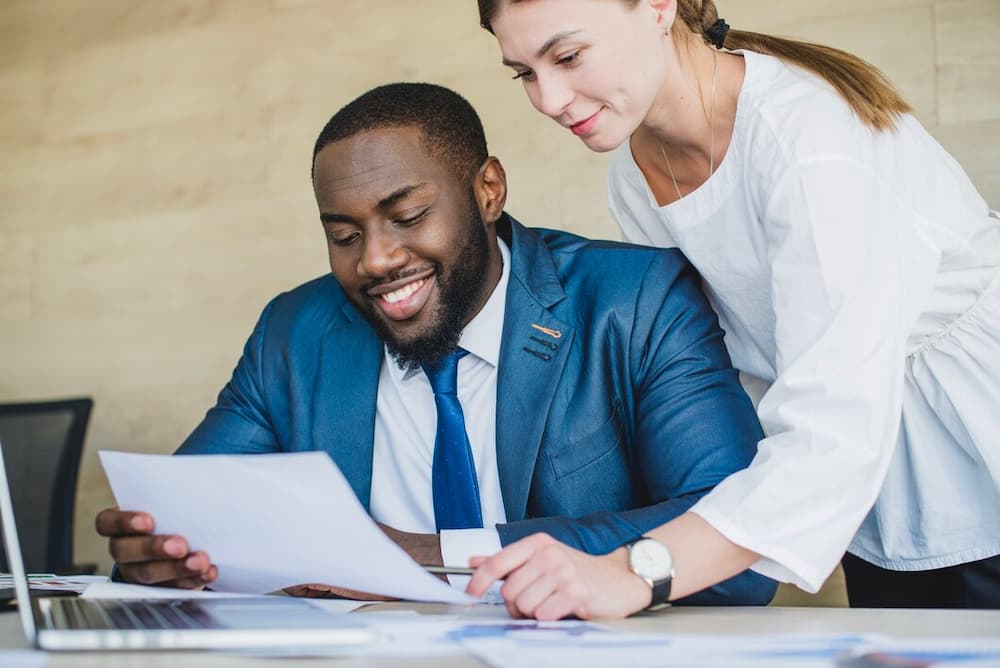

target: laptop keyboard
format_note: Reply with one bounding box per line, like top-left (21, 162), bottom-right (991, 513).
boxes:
top-left (59, 598), bottom-right (222, 630)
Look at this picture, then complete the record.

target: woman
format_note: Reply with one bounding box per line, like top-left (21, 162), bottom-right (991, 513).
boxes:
top-left (466, 0), bottom-right (1000, 618)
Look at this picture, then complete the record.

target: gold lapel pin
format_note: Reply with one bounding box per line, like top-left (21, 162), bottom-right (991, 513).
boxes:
top-left (531, 323), bottom-right (562, 339)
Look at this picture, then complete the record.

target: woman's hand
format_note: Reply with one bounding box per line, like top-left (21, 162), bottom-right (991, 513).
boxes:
top-left (465, 533), bottom-right (652, 620)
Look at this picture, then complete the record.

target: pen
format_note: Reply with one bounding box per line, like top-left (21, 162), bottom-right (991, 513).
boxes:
top-left (422, 565), bottom-right (476, 576)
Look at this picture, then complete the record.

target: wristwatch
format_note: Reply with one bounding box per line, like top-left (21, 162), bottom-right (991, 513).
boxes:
top-left (625, 536), bottom-right (674, 610)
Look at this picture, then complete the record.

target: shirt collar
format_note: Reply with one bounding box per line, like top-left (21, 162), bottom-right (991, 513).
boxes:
top-left (385, 237), bottom-right (511, 380)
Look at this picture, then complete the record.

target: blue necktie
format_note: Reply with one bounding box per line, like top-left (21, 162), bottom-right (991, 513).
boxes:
top-left (423, 349), bottom-right (484, 531)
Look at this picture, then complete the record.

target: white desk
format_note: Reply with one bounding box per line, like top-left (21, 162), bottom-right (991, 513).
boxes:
top-left (2, 603), bottom-right (998, 667)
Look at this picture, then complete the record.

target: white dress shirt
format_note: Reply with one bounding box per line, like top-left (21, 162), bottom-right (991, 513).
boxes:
top-left (608, 50), bottom-right (1000, 592)
top-left (369, 238), bottom-right (511, 580)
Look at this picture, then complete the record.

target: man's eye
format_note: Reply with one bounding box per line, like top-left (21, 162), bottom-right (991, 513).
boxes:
top-left (330, 232), bottom-right (359, 247)
top-left (512, 69), bottom-right (536, 82)
top-left (396, 209), bottom-right (430, 226)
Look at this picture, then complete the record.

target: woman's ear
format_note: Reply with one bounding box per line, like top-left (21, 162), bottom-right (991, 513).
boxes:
top-left (474, 157), bottom-right (508, 224)
top-left (648, 0), bottom-right (677, 28)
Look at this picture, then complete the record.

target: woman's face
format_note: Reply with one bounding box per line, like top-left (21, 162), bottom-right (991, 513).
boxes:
top-left (490, 0), bottom-right (670, 152)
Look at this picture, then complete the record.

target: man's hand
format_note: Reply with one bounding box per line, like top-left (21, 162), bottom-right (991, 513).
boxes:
top-left (95, 507), bottom-right (217, 589)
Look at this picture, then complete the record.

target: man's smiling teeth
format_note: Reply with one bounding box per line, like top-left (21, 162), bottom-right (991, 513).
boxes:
top-left (380, 277), bottom-right (428, 304)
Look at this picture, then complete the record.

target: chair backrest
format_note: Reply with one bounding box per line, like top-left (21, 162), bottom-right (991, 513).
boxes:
top-left (0, 398), bottom-right (93, 573)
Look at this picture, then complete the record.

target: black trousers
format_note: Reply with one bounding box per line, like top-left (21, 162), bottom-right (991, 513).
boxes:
top-left (842, 552), bottom-right (1000, 608)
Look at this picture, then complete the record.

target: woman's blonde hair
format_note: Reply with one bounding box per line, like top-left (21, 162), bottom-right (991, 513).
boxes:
top-left (478, 0), bottom-right (912, 131)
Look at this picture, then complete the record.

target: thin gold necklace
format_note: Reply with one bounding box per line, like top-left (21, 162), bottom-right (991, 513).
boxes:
top-left (659, 49), bottom-right (718, 202)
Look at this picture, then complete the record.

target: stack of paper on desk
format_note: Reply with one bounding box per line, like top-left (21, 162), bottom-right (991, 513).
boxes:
top-left (99, 450), bottom-right (476, 604)
top-left (0, 574), bottom-right (107, 594)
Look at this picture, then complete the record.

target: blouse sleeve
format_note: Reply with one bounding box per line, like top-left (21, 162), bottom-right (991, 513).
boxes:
top-left (690, 153), bottom-right (914, 592)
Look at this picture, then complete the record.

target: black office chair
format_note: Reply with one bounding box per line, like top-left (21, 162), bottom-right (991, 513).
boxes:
top-left (0, 398), bottom-right (93, 574)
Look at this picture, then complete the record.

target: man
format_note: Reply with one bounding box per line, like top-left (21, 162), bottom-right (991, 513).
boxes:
top-left (97, 83), bottom-right (775, 605)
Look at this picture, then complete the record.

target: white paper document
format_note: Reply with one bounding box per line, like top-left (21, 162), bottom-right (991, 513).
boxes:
top-left (461, 630), bottom-right (1000, 668)
top-left (99, 450), bottom-right (476, 604)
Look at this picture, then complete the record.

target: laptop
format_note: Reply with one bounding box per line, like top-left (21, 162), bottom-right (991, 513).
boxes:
top-left (0, 439), bottom-right (376, 651)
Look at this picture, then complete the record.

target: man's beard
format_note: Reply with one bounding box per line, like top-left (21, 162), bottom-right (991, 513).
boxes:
top-left (356, 201), bottom-right (491, 371)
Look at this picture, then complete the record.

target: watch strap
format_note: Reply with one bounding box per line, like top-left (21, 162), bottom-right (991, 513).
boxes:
top-left (648, 573), bottom-right (672, 610)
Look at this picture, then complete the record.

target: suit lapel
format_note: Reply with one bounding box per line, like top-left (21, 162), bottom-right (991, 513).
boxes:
top-left (312, 301), bottom-right (382, 510)
top-left (495, 220), bottom-right (575, 522)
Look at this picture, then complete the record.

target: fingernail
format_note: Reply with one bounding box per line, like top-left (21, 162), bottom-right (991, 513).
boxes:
top-left (131, 516), bottom-right (150, 532)
top-left (164, 538), bottom-right (185, 557)
top-left (185, 555), bottom-right (203, 570)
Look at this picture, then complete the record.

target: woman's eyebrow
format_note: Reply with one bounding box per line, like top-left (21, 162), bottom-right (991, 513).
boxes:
top-left (502, 30), bottom-right (583, 67)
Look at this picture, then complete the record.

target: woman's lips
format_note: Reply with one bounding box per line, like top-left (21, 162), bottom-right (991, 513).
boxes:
top-left (570, 109), bottom-right (602, 136)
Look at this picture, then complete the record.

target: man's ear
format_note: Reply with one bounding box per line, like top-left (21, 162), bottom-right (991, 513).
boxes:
top-left (473, 157), bottom-right (507, 225)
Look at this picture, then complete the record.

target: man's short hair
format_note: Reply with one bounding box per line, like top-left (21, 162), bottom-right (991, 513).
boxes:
top-left (312, 83), bottom-right (488, 183)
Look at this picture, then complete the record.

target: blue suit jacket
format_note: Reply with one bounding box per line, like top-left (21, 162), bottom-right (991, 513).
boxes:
top-left (178, 215), bottom-right (776, 605)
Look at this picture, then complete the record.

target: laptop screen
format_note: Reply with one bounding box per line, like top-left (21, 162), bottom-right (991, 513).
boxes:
top-left (0, 439), bottom-right (39, 644)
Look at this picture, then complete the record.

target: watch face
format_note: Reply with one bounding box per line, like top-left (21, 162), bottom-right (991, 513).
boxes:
top-left (630, 539), bottom-right (674, 581)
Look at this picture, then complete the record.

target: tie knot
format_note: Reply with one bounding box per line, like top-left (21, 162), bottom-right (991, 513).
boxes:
top-left (422, 348), bottom-right (468, 396)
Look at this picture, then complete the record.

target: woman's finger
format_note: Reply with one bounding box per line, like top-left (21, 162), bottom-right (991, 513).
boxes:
top-left (466, 533), bottom-right (556, 596)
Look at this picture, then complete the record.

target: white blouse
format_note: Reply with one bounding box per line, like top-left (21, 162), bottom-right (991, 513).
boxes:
top-left (608, 50), bottom-right (1000, 592)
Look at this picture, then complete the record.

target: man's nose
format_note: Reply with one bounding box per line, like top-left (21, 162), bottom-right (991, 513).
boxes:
top-left (357, 228), bottom-right (408, 278)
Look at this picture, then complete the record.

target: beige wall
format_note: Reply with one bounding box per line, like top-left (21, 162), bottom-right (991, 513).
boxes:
top-left (1, 1), bottom-right (997, 605)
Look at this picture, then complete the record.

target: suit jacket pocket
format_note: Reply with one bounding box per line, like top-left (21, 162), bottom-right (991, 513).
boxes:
top-left (549, 408), bottom-right (622, 481)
